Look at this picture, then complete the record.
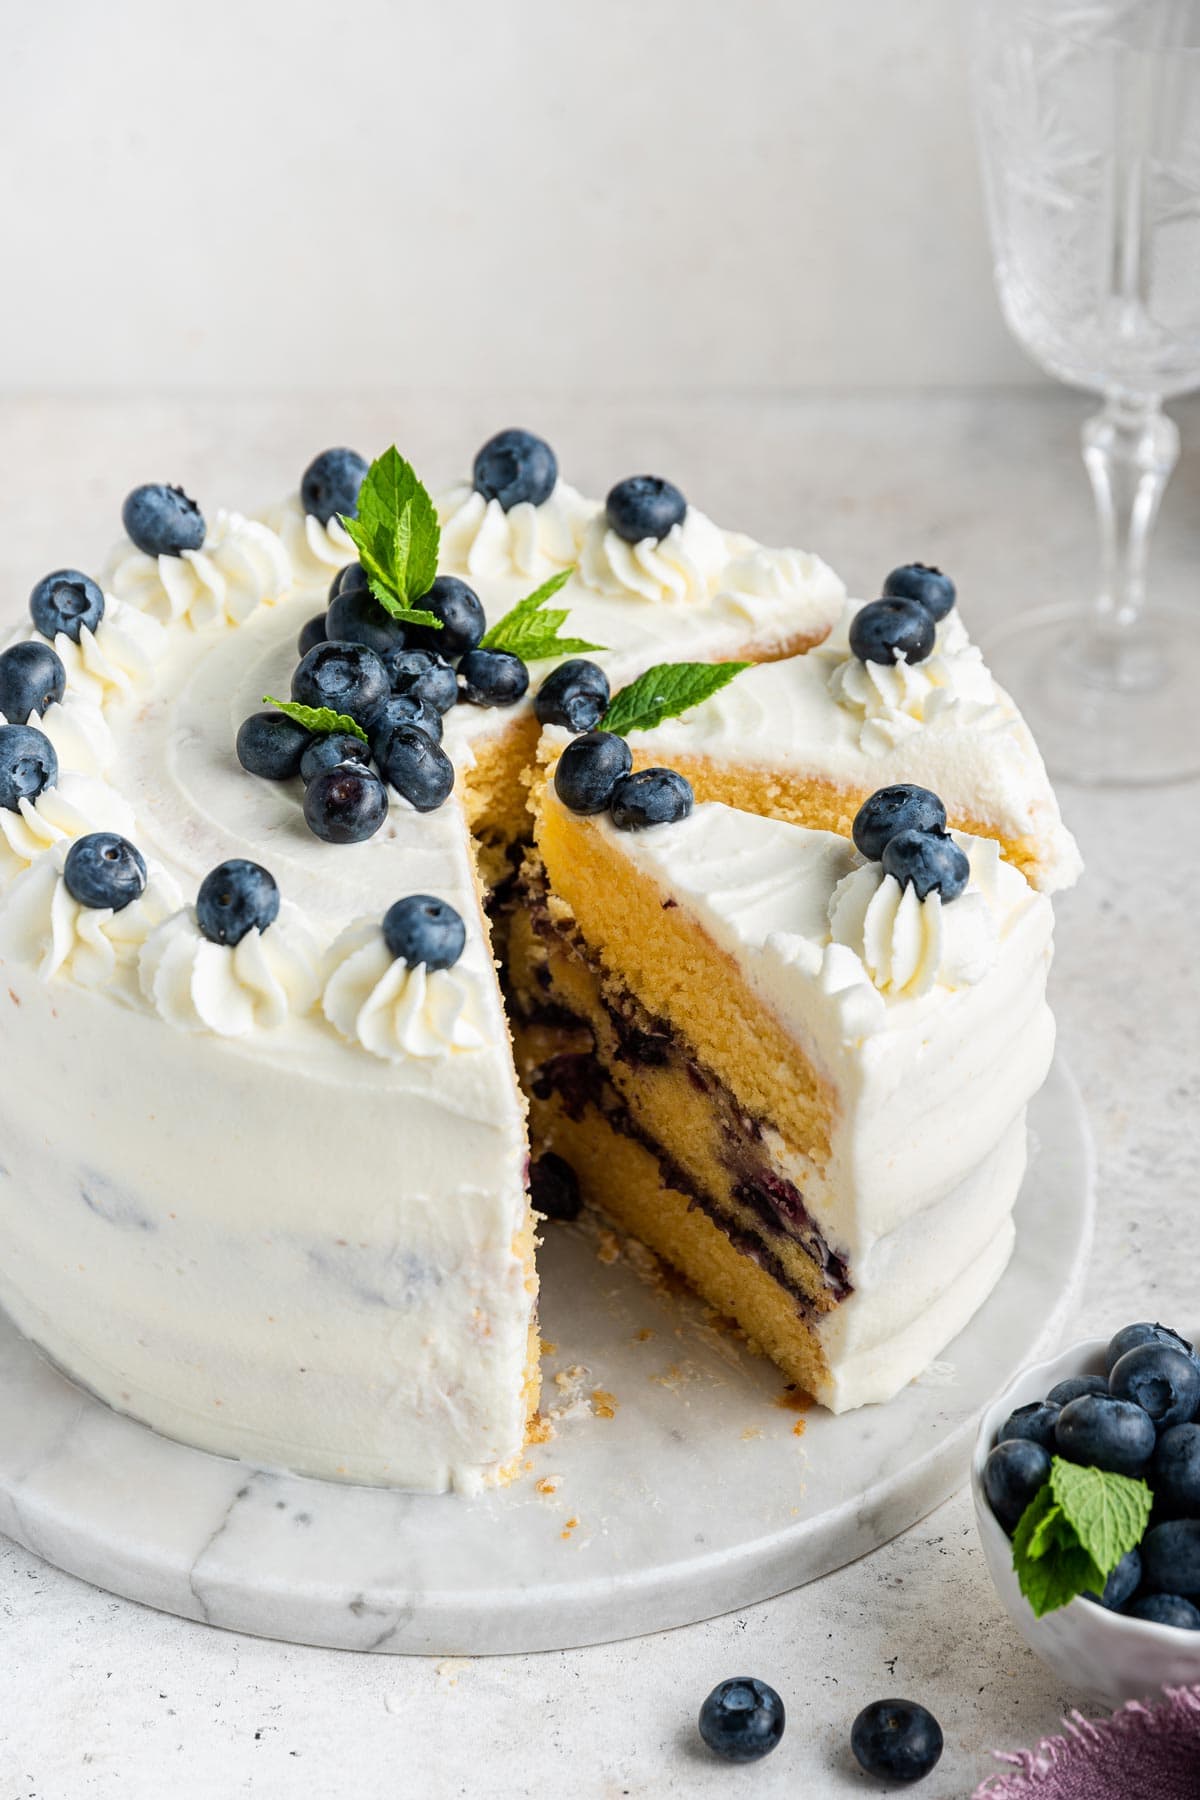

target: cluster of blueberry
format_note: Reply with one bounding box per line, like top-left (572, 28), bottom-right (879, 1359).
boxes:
top-left (985, 1321), bottom-right (1200, 1628)
top-left (848, 562), bottom-right (956, 668)
top-left (696, 1677), bottom-right (942, 1782)
top-left (552, 728), bottom-right (693, 832)
top-left (851, 782), bottom-right (970, 903)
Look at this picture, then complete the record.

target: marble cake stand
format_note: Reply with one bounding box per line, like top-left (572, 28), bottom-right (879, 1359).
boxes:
top-left (0, 1058), bottom-right (1092, 1655)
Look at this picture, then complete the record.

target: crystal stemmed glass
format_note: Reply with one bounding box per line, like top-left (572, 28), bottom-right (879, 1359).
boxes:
top-left (971, 0), bottom-right (1200, 785)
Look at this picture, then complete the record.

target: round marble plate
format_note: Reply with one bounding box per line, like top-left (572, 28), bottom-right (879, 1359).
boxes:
top-left (0, 1058), bottom-right (1092, 1655)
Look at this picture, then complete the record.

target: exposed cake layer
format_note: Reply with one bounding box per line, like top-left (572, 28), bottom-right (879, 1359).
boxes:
top-left (617, 602), bottom-right (1081, 894)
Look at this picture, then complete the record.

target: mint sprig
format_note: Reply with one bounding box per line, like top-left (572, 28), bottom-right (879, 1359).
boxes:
top-left (601, 661), bottom-right (751, 737)
top-left (1011, 1456), bottom-right (1152, 1618)
top-left (338, 446), bottom-right (442, 629)
top-left (263, 696), bottom-right (368, 743)
top-left (479, 568), bottom-right (603, 662)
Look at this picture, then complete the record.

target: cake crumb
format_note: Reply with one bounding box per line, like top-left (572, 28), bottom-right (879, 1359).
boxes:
top-left (633, 1327), bottom-right (655, 1343)
top-left (526, 1412), bottom-right (555, 1444)
top-left (792, 1419), bottom-right (806, 1438)
top-left (539, 1338), bottom-right (558, 1356)
top-left (591, 1388), bottom-right (618, 1419)
top-left (596, 1230), bottom-right (621, 1265)
top-left (435, 1658), bottom-right (471, 1686)
top-left (775, 1385), bottom-right (814, 1413)
top-left (535, 1476), bottom-right (560, 1496)
top-left (560, 1515), bottom-right (580, 1540)
top-left (741, 1427), bottom-right (762, 1441)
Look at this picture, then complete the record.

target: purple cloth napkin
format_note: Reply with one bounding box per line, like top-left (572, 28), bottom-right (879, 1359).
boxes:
top-left (974, 1686), bottom-right (1200, 1799)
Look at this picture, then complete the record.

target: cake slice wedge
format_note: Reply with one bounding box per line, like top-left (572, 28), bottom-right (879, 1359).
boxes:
top-left (513, 768), bottom-right (1057, 1410)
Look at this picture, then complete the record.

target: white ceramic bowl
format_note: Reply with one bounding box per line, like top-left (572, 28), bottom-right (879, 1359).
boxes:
top-left (971, 1333), bottom-right (1200, 1707)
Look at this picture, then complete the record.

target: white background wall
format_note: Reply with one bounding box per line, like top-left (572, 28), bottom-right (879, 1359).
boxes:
top-left (1, 0), bottom-right (1037, 395)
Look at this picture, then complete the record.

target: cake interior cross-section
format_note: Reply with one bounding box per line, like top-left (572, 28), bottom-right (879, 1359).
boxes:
top-left (0, 435), bottom-right (1080, 1491)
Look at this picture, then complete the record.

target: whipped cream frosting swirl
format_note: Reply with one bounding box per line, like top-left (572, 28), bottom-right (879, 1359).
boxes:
top-left (105, 510), bottom-right (291, 629)
top-left (139, 906), bottom-right (320, 1036)
top-left (0, 843), bottom-right (181, 991)
top-left (715, 545), bottom-right (844, 624)
top-left (828, 608), bottom-right (1010, 753)
top-left (258, 493), bottom-right (356, 592)
top-left (436, 481), bottom-right (593, 582)
top-left (0, 691), bottom-right (115, 778)
top-left (32, 600), bottom-right (167, 708)
top-left (0, 773), bottom-right (138, 879)
top-left (322, 919), bottom-right (489, 1061)
top-left (578, 505), bottom-right (730, 604)
top-left (828, 839), bottom-right (999, 999)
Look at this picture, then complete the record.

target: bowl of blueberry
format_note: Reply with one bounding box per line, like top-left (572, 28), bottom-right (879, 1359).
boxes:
top-left (972, 1319), bottom-right (1200, 1706)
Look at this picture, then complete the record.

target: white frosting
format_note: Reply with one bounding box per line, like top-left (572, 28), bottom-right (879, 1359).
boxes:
top-left (714, 546), bottom-right (846, 628)
top-left (257, 493), bottom-right (356, 592)
top-left (0, 691), bottom-right (115, 778)
top-left (827, 843), bottom-right (999, 999)
top-left (138, 905), bottom-right (320, 1037)
top-left (827, 609), bottom-right (1010, 752)
top-left (578, 504), bottom-right (731, 604)
top-left (0, 772), bottom-right (137, 879)
top-left (322, 919), bottom-right (489, 1061)
top-left (105, 510), bottom-right (291, 629)
top-left (436, 481), bottom-right (593, 582)
top-left (0, 843), bottom-right (181, 994)
top-left (32, 600), bottom-right (167, 707)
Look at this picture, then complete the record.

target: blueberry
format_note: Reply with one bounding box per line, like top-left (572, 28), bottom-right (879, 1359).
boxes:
top-left (1110, 1344), bottom-right (1200, 1430)
top-left (0, 642), bottom-right (65, 722)
top-left (236, 711), bottom-right (312, 781)
top-left (529, 1152), bottom-right (581, 1222)
top-left (1151, 1425), bottom-right (1200, 1518)
top-left (0, 724), bottom-right (57, 812)
top-left (852, 784), bottom-right (947, 862)
top-left (329, 560), bottom-right (370, 601)
top-left (303, 764), bottom-right (389, 844)
top-left (292, 641), bottom-right (390, 724)
top-left (121, 484), bottom-right (206, 557)
top-left (1128, 1593), bottom-right (1200, 1628)
top-left (610, 767), bottom-right (693, 831)
top-left (63, 833), bottom-right (146, 913)
top-left (848, 597), bottom-right (937, 667)
top-left (1141, 1520), bottom-right (1200, 1596)
top-left (882, 562), bottom-right (956, 622)
top-left (983, 1438), bottom-right (1050, 1533)
top-left (299, 732), bottom-right (372, 784)
top-left (405, 576), bottom-right (486, 657)
top-left (1046, 1374), bottom-right (1111, 1407)
top-left (300, 448), bottom-right (369, 526)
top-left (998, 1401), bottom-right (1061, 1453)
top-left (196, 860), bottom-right (280, 946)
top-left (457, 648), bottom-right (529, 708)
top-left (384, 648), bottom-right (459, 714)
top-left (472, 429), bottom-right (557, 510)
top-left (850, 1700), bottom-right (943, 1784)
top-left (326, 586), bottom-right (407, 657)
top-left (535, 659), bottom-right (611, 733)
top-left (697, 1678), bottom-right (785, 1764)
top-left (376, 725), bottom-right (455, 812)
top-left (881, 829), bottom-right (970, 902)
top-left (1106, 1322), bottom-right (1200, 1377)
top-left (297, 613), bottom-right (328, 657)
top-left (29, 569), bottom-right (104, 644)
top-left (1055, 1395), bottom-right (1156, 1476)
top-left (1084, 1547), bottom-right (1141, 1610)
top-left (605, 475), bottom-right (687, 544)
top-left (554, 731), bottom-right (632, 815)
top-left (366, 693), bottom-right (444, 749)
top-left (381, 894), bottom-right (466, 971)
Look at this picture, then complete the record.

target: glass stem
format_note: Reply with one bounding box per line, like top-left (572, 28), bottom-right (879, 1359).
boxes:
top-left (1081, 391), bottom-right (1178, 639)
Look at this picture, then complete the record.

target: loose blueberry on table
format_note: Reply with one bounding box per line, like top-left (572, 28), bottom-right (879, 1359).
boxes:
top-left (196, 860), bottom-right (280, 946)
top-left (381, 894), bottom-right (466, 971)
top-left (850, 1699), bottom-right (944, 1784)
top-left (0, 641), bottom-right (66, 722)
top-left (63, 833), bottom-right (147, 912)
top-left (0, 723), bottom-right (58, 811)
top-left (605, 475), bottom-right (687, 544)
top-left (29, 569), bottom-right (105, 643)
top-left (300, 447), bottom-right (369, 526)
top-left (554, 730), bottom-right (633, 815)
top-left (122, 483), bottom-right (206, 557)
top-left (472, 428), bottom-right (558, 511)
top-left (534, 658), bottom-right (610, 733)
top-left (697, 1677), bottom-right (785, 1763)
top-left (882, 561), bottom-right (956, 621)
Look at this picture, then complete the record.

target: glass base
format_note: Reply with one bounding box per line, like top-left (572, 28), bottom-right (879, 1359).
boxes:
top-left (980, 603), bottom-right (1200, 787)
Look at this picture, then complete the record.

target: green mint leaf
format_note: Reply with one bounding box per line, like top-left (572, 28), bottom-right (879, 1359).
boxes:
top-left (601, 661), bottom-right (751, 737)
top-left (338, 445), bottom-right (440, 607)
top-left (1050, 1457), bottom-right (1153, 1576)
top-left (1010, 1483), bottom-right (1107, 1619)
top-left (479, 568), bottom-right (604, 662)
top-left (365, 575), bottom-right (442, 632)
top-left (262, 696), bottom-right (368, 743)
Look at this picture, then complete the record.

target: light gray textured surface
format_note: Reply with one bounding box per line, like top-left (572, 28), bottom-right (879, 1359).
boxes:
top-left (1, 390), bottom-right (1197, 1796)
